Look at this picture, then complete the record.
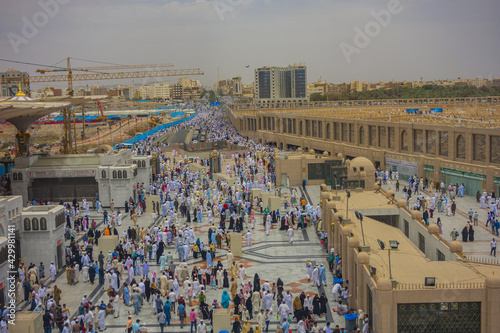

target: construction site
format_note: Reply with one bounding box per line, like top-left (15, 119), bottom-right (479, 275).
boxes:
top-left (0, 58), bottom-right (204, 157)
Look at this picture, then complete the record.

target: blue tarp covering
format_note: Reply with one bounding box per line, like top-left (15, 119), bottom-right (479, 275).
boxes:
top-left (0, 165), bottom-right (14, 176)
top-left (430, 108), bottom-right (443, 113)
top-left (406, 108), bottom-right (419, 113)
top-left (113, 113), bottom-right (196, 149)
top-left (210, 101), bottom-right (220, 106)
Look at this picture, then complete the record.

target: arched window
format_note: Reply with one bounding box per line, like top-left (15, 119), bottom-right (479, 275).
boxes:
top-left (142, 160), bottom-right (146, 168)
top-left (24, 218), bottom-right (31, 231)
top-left (40, 217), bottom-right (47, 230)
top-left (299, 121), bottom-right (303, 136)
top-left (113, 170), bottom-right (117, 178)
top-left (401, 130), bottom-right (409, 151)
top-left (12, 173), bottom-right (17, 181)
top-left (456, 135), bottom-right (466, 159)
top-left (359, 126), bottom-right (365, 144)
top-left (118, 170), bottom-right (122, 178)
top-left (102, 170), bottom-right (106, 178)
top-left (123, 170), bottom-right (127, 178)
top-left (18, 172), bottom-right (22, 180)
top-left (326, 123), bottom-right (331, 140)
top-left (32, 218), bottom-right (39, 231)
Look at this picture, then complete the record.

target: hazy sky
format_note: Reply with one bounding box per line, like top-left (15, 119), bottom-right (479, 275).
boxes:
top-left (1, 0), bottom-right (499, 89)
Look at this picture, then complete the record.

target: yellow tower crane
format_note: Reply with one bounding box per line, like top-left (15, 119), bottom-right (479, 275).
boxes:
top-left (5, 57), bottom-right (204, 154)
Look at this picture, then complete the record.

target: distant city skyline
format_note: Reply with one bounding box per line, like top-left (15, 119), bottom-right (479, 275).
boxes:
top-left (1, 0), bottom-right (499, 88)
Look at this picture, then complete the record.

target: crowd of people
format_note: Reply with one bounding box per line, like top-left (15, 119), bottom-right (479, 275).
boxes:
top-left (7, 102), bottom-right (369, 333)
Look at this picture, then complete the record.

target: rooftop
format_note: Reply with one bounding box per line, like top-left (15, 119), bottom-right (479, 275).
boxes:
top-left (232, 105), bottom-right (500, 128)
top-left (32, 155), bottom-right (100, 167)
top-left (334, 190), bottom-right (500, 285)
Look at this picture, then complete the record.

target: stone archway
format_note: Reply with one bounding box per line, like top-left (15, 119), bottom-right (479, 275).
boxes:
top-left (456, 135), bottom-right (466, 159)
top-left (401, 130), bottom-right (409, 151)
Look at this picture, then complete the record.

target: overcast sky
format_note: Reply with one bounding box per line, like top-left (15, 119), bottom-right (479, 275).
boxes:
top-left (1, 0), bottom-right (499, 89)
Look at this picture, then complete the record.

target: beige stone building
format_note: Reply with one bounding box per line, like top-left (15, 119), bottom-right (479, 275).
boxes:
top-left (227, 98), bottom-right (500, 194)
top-left (318, 157), bottom-right (500, 333)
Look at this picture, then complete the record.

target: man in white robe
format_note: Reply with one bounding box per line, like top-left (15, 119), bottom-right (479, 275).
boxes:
top-left (245, 230), bottom-right (252, 246)
top-left (238, 265), bottom-right (246, 286)
top-left (278, 301), bottom-right (289, 322)
top-left (312, 265), bottom-right (320, 287)
top-left (98, 308), bottom-right (106, 330)
top-left (113, 295), bottom-right (120, 318)
top-left (111, 271), bottom-right (118, 290)
top-left (49, 262), bottom-right (57, 282)
top-left (265, 216), bottom-right (272, 236)
top-left (287, 228), bottom-right (294, 245)
top-left (82, 265), bottom-right (89, 283)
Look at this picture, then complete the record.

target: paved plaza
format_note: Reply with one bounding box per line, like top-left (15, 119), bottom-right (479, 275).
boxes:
top-left (20, 154), bottom-right (347, 332)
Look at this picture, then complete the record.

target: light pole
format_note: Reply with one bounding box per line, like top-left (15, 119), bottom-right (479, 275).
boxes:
top-left (346, 189), bottom-right (350, 220)
top-left (334, 171), bottom-right (338, 196)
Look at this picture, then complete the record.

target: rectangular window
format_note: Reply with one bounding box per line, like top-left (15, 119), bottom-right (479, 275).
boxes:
top-left (437, 249), bottom-right (445, 261)
top-left (418, 232), bottom-right (425, 254)
top-left (404, 220), bottom-right (409, 237)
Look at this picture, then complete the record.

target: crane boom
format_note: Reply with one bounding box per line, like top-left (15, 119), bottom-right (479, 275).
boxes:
top-left (8, 68), bottom-right (204, 84)
top-left (37, 63), bottom-right (174, 73)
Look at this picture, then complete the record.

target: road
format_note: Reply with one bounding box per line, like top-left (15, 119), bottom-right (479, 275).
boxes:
top-left (168, 128), bottom-right (190, 144)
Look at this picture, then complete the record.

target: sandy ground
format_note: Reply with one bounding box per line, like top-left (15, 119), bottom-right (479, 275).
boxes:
top-left (0, 116), bottom-right (160, 155)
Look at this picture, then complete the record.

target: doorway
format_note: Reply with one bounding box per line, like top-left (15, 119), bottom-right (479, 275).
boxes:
top-left (57, 243), bottom-right (63, 269)
top-left (281, 173), bottom-right (287, 187)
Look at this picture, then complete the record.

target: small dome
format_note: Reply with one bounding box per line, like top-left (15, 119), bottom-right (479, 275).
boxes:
top-left (341, 227), bottom-right (350, 236)
top-left (323, 151), bottom-right (329, 157)
top-left (357, 252), bottom-right (370, 264)
top-left (348, 237), bottom-right (360, 248)
top-left (377, 277), bottom-right (393, 291)
top-left (486, 274), bottom-right (500, 289)
top-left (320, 184), bottom-right (328, 192)
top-left (350, 157), bottom-right (375, 172)
top-left (386, 189), bottom-right (395, 197)
top-left (309, 149), bottom-right (315, 154)
top-left (321, 192), bottom-right (330, 200)
top-left (428, 224), bottom-right (439, 235)
top-left (327, 201), bottom-right (336, 210)
top-left (411, 210), bottom-right (422, 220)
top-left (373, 183), bottom-right (380, 191)
top-left (333, 213), bottom-right (342, 222)
top-left (212, 149), bottom-right (217, 154)
top-left (337, 153), bottom-right (343, 158)
top-left (397, 199), bottom-right (406, 208)
top-left (297, 147), bottom-right (303, 153)
top-left (449, 241), bottom-right (463, 253)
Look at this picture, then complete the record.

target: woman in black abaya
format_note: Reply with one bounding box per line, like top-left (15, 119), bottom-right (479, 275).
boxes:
top-left (253, 273), bottom-right (261, 292)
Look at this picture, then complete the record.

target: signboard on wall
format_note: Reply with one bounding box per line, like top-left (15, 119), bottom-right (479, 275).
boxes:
top-left (308, 163), bottom-right (325, 180)
top-left (385, 158), bottom-right (418, 177)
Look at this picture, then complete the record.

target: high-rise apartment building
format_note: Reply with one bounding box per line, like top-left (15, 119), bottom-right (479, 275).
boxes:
top-left (254, 63), bottom-right (307, 103)
top-left (0, 69), bottom-right (30, 97)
